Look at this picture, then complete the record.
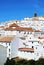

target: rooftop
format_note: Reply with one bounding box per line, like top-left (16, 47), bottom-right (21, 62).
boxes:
top-left (18, 48), bottom-right (34, 52)
top-left (0, 35), bottom-right (15, 42)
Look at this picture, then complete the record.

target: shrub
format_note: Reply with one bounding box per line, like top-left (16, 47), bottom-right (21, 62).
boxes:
top-left (4, 58), bottom-right (44, 65)
top-left (28, 60), bottom-right (35, 65)
top-left (35, 58), bottom-right (44, 65)
top-left (4, 58), bottom-right (15, 65)
top-left (16, 59), bottom-right (28, 65)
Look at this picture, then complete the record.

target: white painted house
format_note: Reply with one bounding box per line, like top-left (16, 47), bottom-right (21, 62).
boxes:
top-left (3, 21), bottom-right (44, 60)
top-left (0, 15), bottom-right (44, 64)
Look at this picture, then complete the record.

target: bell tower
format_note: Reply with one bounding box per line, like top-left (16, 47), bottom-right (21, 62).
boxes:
top-left (34, 13), bottom-right (37, 17)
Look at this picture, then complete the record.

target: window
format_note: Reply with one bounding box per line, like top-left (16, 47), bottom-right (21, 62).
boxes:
top-left (36, 47), bottom-right (37, 49)
top-left (41, 32), bottom-right (44, 35)
top-left (38, 41), bottom-right (39, 43)
top-left (6, 43), bottom-right (7, 45)
top-left (24, 51), bottom-right (25, 52)
top-left (27, 32), bottom-right (29, 34)
top-left (9, 43), bottom-right (10, 46)
top-left (19, 31), bottom-right (21, 33)
top-left (9, 54), bottom-right (10, 57)
top-left (0, 34), bottom-right (1, 36)
top-left (32, 42), bottom-right (33, 44)
top-left (43, 46), bottom-right (44, 48)
top-left (24, 32), bottom-right (26, 34)
top-left (32, 46), bottom-right (34, 48)
top-left (9, 49), bottom-right (10, 52)
top-left (23, 43), bottom-right (25, 45)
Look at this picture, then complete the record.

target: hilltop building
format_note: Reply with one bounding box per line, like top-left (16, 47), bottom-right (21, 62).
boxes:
top-left (0, 15), bottom-right (44, 65)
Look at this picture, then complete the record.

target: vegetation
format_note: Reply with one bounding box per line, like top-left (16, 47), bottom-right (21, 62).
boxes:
top-left (35, 58), bottom-right (44, 65)
top-left (4, 58), bottom-right (15, 65)
top-left (4, 57), bottom-right (44, 65)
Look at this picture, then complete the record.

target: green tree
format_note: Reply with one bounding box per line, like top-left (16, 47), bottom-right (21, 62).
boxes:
top-left (4, 58), bottom-right (15, 65)
top-left (28, 60), bottom-right (35, 65)
top-left (35, 58), bottom-right (44, 65)
top-left (16, 59), bottom-right (28, 65)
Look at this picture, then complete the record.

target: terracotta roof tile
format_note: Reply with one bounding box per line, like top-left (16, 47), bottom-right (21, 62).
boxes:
top-left (4, 27), bottom-right (14, 30)
top-left (4, 27), bottom-right (33, 31)
top-left (18, 48), bottom-right (34, 51)
top-left (20, 37), bottom-right (26, 40)
top-left (34, 30), bottom-right (41, 32)
top-left (0, 36), bottom-right (15, 42)
top-left (10, 23), bottom-right (19, 27)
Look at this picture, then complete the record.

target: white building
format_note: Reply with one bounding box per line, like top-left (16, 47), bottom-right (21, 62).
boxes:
top-left (0, 35), bottom-right (16, 65)
top-left (0, 15), bottom-right (44, 63)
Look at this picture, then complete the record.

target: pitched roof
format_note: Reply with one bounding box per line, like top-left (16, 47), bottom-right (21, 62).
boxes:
top-left (16, 27), bottom-right (33, 31)
top-left (10, 23), bottom-right (19, 27)
top-left (4, 27), bottom-right (14, 30)
top-left (34, 30), bottom-right (41, 32)
top-left (0, 36), bottom-right (15, 42)
top-left (4, 27), bottom-right (33, 31)
top-left (20, 37), bottom-right (26, 40)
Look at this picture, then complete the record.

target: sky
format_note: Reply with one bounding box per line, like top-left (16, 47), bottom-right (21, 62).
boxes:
top-left (0, 0), bottom-right (44, 22)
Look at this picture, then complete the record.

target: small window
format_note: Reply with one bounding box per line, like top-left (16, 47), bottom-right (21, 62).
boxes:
top-left (27, 32), bottom-right (29, 34)
top-left (36, 47), bottom-right (37, 49)
top-left (9, 43), bottom-right (10, 46)
top-left (19, 31), bottom-right (21, 33)
top-left (24, 51), bottom-right (25, 52)
top-left (9, 49), bottom-right (10, 52)
top-left (24, 32), bottom-right (26, 34)
top-left (6, 43), bottom-right (7, 45)
top-left (32, 42), bottom-right (33, 44)
top-left (9, 54), bottom-right (10, 57)
top-left (0, 34), bottom-right (1, 36)
top-left (43, 46), bottom-right (44, 48)
top-left (32, 46), bottom-right (34, 48)
top-left (38, 41), bottom-right (39, 43)
top-left (23, 43), bottom-right (25, 45)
